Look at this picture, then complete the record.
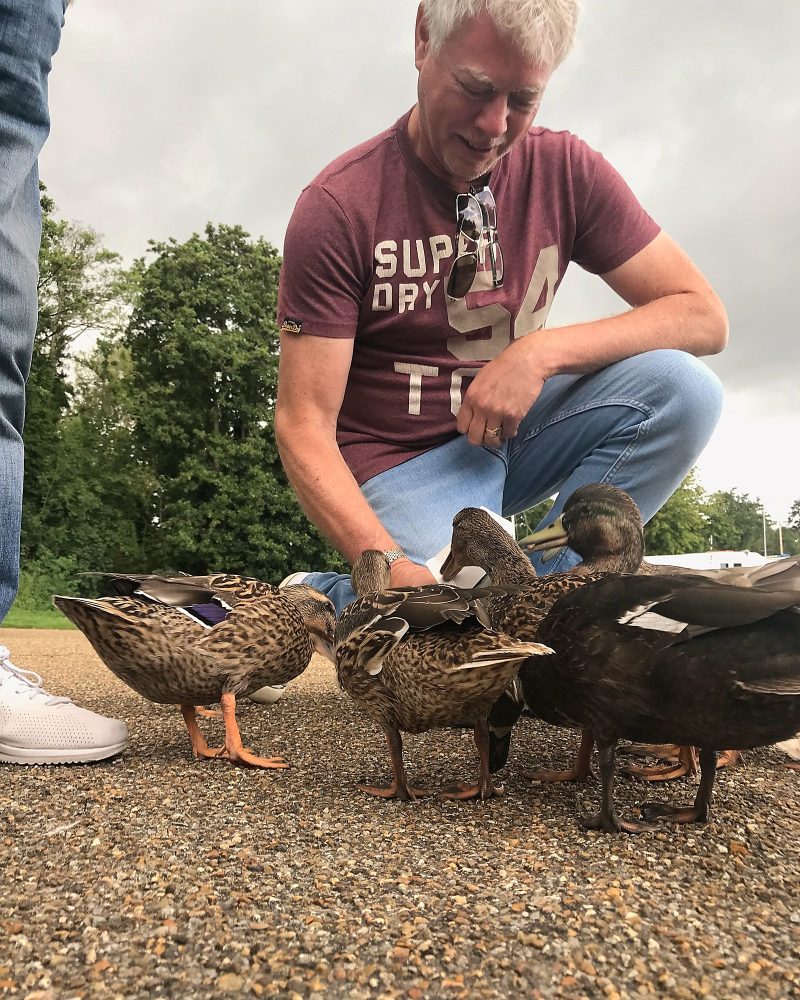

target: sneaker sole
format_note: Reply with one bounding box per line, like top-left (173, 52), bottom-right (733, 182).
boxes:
top-left (0, 739), bottom-right (129, 765)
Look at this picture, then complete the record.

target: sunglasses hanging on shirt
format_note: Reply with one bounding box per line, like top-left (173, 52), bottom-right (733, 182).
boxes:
top-left (446, 185), bottom-right (504, 299)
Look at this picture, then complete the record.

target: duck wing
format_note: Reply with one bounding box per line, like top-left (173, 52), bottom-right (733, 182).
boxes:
top-left (533, 575), bottom-right (800, 747)
top-left (84, 572), bottom-right (273, 607)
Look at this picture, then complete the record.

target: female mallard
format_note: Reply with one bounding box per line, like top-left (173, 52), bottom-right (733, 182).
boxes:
top-left (334, 551), bottom-right (552, 801)
top-left (519, 482), bottom-right (800, 778)
top-left (54, 574), bottom-right (335, 769)
top-left (441, 507), bottom-right (603, 782)
top-left (527, 573), bottom-right (800, 833)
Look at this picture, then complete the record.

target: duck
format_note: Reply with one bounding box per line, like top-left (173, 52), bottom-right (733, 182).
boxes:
top-left (334, 550), bottom-right (552, 801)
top-left (525, 572), bottom-right (800, 833)
top-left (440, 506), bottom-right (604, 782)
top-left (519, 482), bottom-right (800, 589)
top-left (54, 574), bottom-right (335, 769)
top-left (519, 482), bottom-right (800, 779)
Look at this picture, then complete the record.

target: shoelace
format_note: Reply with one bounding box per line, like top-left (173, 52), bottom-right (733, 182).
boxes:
top-left (0, 645), bottom-right (72, 706)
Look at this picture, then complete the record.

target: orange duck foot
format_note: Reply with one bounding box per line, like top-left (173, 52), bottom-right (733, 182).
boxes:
top-left (525, 766), bottom-right (591, 784)
top-left (621, 745), bottom-right (698, 782)
top-left (357, 781), bottom-right (432, 801)
top-left (439, 778), bottom-right (503, 800)
top-left (639, 801), bottom-right (710, 825)
top-left (526, 730), bottom-right (594, 784)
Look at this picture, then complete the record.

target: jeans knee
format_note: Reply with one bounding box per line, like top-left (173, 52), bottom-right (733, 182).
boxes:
top-left (646, 350), bottom-right (723, 443)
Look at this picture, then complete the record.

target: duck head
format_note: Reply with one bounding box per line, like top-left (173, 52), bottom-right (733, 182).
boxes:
top-left (519, 484), bottom-right (645, 573)
top-left (441, 508), bottom-right (536, 584)
top-left (281, 584), bottom-right (337, 662)
top-left (351, 550), bottom-right (392, 596)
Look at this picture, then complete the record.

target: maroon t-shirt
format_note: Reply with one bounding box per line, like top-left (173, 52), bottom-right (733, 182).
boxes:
top-left (278, 109), bottom-right (660, 485)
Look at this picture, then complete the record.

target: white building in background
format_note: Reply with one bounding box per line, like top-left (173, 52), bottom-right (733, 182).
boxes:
top-left (647, 550), bottom-right (773, 570)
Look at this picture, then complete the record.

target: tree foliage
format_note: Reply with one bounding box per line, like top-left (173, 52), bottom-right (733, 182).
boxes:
top-left (22, 187), bottom-right (132, 577)
top-left (124, 223), bottom-right (341, 579)
top-left (643, 470), bottom-right (709, 555)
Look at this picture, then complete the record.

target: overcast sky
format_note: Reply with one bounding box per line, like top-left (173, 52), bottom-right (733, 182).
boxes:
top-left (40, 1), bottom-right (800, 525)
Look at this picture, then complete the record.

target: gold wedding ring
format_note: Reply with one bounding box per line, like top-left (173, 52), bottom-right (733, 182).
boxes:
top-left (485, 426), bottom-right (502, 437)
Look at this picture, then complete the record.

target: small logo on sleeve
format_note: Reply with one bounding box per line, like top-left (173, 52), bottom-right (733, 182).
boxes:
top-left (280, 316), bottom-right (303, 335)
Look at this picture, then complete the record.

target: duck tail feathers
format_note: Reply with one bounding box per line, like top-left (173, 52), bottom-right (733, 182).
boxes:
top-left (452, 641), bottom-right (552, 671)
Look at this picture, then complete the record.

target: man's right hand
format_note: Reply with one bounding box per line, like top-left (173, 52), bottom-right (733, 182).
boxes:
top-left (388, 558), bottom-right (437, 588)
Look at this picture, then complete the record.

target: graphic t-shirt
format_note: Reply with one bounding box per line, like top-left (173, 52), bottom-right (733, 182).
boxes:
top-left (278, 109), bottom-right (660, 485)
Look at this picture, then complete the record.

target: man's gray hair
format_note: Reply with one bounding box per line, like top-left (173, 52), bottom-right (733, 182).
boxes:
top-left (421, 0), bottom-right (580, 68)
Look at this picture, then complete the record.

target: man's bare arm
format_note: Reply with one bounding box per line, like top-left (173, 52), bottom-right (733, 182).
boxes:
top-left (457, 232), bottom-right (729, 443)
top-left (275, 333), bottom-right (436, 585)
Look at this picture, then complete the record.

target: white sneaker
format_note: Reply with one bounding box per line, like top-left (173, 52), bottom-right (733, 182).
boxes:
top-left (0, 645), bottom-right (129, 764)
top-left (248, 683), bottom-right (287, 705)
top-left (279, 572), bottom-right (310, 588)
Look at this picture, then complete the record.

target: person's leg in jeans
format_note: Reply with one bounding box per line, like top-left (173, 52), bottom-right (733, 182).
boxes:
top-left (502, 349), bottom-right (723, 572)
top-left (0, 0), bottom-right (128, 764)
top-left (301, 349), bottom-right (722, 613)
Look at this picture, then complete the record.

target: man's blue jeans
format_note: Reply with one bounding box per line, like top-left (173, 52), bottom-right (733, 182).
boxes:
top-left (303, 349), bottom-right (723, 613)
top-left (0, 0), bottom-right (65, 621)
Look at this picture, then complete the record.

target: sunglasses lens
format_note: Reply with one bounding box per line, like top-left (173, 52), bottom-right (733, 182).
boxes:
top-left (447, 252), bottom-right (478, 298)
top-left (488, 241), bottom-right (504, 286)
top-left (456, 193), bottom-right (483, 243)
top-left (475, 188), bottom-right (497, 229)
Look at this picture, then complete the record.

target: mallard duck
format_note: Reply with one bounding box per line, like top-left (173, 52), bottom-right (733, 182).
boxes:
top-left (526, 573), bottom-right (800, 833)
top-left (54, 574), bottom-right (335, 769)
top-left (519, 482), bottom-right (800, 778)
top-left (519, 482), bottom-right (800, 589)
top-left (334, 551), bottom-right (552, 801)
top-left (441, 507), bottom-right (603, 781)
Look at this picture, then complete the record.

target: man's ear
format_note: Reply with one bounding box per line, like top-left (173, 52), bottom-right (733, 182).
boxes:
top-left (414, 3), bottom-right (430, 71)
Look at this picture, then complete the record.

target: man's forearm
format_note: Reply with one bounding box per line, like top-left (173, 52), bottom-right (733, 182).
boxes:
top-left (525, 289), bottom-right (729, 381)
top-left (276, 419), bottom-right (401, 565)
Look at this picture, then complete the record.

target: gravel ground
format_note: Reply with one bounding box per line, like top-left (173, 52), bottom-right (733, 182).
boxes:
top-left (2, 627), bottom-right (799, 1000)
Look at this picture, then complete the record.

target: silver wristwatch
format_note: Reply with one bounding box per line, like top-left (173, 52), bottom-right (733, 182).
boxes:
top-left (383, 548), bottom-right (407, 565)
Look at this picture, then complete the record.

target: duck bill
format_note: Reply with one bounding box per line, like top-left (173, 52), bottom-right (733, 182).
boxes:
top-left (439, 548), bottom-right (463, 581)
top-left (518, 516), bottom-right (569, 554)
top-left (310, 633), bottom-right (336, 663)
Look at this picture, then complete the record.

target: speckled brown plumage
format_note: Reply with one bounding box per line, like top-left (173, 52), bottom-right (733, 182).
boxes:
top-left (443, 506), bottom-right (606, 777)
top-left (334, 551), bottom-right (552, 800)
top-left (54, 576), bottom-right (335, 769)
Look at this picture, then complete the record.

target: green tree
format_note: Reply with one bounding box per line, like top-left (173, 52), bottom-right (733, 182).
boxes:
top-left (703, 489), bottom-right (766, 552)
top-left (644, 469), bottom-right (709, 555)
top-left (514, 498), bottom-right (555, 541)
top-left (22, 187), bottom-right (131, 573)
top-left (125, 224), bottom-right (341, 580)
top-left (788, 500), bottom-right (800, 533)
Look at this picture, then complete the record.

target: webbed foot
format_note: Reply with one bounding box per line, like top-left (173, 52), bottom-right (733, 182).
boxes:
top-left (621, 744), bottom-right (698, 782)
top-left (639, 801), bottom-right (710, 825)
top-left (440, 778), bottom-right (503, 800)
top-left (716, 750), bottom-right (741, 769)
top-left (579, 810), bottom-right (660, 835)
top-left (195, 706), bottom-right (223, 719)
top-left (357, 781), bottom-right (432, 801)
top-left (525, 766), bottom-right (592, 784)
top-left (220, 746), bottom-right (289, 769)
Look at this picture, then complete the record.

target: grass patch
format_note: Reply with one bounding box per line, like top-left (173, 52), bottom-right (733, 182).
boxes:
top-left (1, 607), bottom-right (74, 630)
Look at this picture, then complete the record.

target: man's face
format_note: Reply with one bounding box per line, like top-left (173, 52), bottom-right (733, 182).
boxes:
top-left (410, 8), bottom-right (553, 189)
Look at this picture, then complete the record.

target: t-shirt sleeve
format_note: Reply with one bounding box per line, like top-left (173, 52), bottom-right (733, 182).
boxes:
top-left (278, 182), bottom-right (366, 339)
top-left (569, 136), bottom-right (661, 275)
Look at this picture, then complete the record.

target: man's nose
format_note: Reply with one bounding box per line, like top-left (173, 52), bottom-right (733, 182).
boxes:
top-left (473, 95), bottom-right (508, 140)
